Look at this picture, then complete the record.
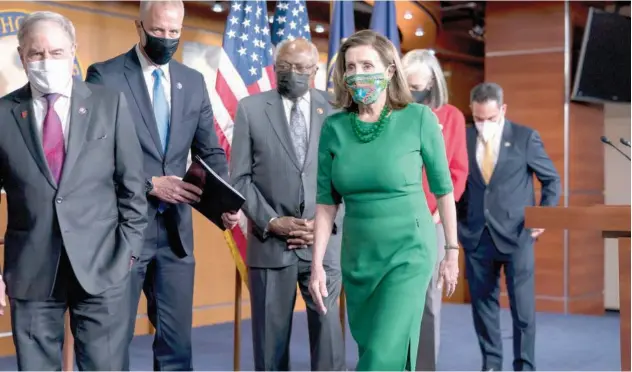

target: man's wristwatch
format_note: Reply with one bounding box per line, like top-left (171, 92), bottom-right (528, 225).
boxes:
top-left (145, 178), bottom-right (154, 194)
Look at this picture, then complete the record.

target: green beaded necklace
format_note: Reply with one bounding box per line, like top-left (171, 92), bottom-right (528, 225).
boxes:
top-left (351, 105), bottom-right (391, 143)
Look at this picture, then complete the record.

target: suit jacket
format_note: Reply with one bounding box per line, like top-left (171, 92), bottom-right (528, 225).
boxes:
top-left (0, 81), bottom-right (147, 300)
top-left (85, 48), bottom-right (228, 256)
top-left (457, 120), bottom-right (561, 253)
top-left (230, 89), bottom-right (343, 268)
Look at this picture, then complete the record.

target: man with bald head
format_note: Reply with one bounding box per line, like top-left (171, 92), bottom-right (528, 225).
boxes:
top-left (86, 0), bottom-right (239, 369)
top-left (0, 11), bottom-right (147, 371)
top-left (231, 38), bottom-right (345, 370)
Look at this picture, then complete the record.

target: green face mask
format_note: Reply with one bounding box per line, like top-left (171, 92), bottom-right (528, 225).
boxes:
top-left (344, 72), bottom-right (389, 105)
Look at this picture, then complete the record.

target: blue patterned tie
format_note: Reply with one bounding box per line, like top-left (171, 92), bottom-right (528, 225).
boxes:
top-left (152, 69), bottom-right (170, 214)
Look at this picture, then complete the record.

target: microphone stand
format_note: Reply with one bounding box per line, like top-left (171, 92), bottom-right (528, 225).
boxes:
top-left (620, 138), bottom-right (631, 148)
top-left (601, 136), bottom-right (631, 161)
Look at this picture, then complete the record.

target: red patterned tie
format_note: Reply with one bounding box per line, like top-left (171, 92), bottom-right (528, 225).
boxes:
top-left (42, 94), bottom-right (65, 184)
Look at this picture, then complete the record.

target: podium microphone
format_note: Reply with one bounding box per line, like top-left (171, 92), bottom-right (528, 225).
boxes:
top-left (601, 136), bottom-right (631, 161)
top-left (620, 138), bottom-right (631, 148)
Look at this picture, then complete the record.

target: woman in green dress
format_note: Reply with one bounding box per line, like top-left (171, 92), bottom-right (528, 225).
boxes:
top-left (306, 30), bottom-right (461, 371)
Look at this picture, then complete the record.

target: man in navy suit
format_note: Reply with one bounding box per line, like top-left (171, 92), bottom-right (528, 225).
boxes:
top-left (85, 0), bottom-right (240, 369)
top-left (458, 83), bottom-right (561, 371)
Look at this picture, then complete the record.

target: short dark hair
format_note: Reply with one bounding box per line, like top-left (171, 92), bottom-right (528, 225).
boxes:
top-left (470, 82), bottom-right (504, 106)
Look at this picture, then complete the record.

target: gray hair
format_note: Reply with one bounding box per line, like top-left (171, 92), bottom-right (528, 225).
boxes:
top-left (139, 0), bottom-right (185, 20)
top-left (470, 82), bottom-right (504, 106)
top-left (18, 11), bottom-right (76, 47)
top-left (401, 49), bottom-right (449, 109)
top-left (273, 38), bottom-right (319, 64)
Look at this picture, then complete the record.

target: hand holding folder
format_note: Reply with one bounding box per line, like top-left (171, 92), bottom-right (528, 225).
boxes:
top-left (182, 156), bottom-right (245, 230)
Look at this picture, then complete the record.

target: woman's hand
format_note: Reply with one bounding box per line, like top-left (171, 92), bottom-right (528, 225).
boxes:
top-left (308, 263), bottom-right (329, 315)
top-left (437, 250), bottom-right (459, 297)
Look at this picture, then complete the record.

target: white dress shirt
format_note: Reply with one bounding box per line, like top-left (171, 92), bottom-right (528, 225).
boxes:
top-left (281, 90), bottom-right (311, 140)
top-left (135, 44), bottom-right (171, 108)
top-left (475, 119), bottom-right (505, 171)
top-left (31, 80), bottom-right (73, 148)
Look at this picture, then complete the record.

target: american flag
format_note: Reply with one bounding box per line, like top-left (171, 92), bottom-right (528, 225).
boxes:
top-left (213, 0), bottom-right (276, 285)
top-left (271, 0), bottom-right (311, 45)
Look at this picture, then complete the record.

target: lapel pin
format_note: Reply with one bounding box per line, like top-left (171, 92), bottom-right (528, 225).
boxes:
top-left (79, 107), bottom-right (87, 115)
top-left (504, 142), bottom-right (511, 147)
top-left (21, 111), bottom-right (27, 119)
top-left (316, 107), bottom-right (324, 115)
top-left (177, 82), bottom-right (183, 90)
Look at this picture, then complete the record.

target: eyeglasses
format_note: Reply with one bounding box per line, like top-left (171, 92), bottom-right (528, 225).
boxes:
top-left (275, 62), bottom-right (316, 74)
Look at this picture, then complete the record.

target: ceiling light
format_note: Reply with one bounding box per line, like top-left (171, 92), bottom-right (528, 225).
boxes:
top-left (314, 24), bottom-right (325, 33)
top-left (212, 3), bottom-right (223, 13)
top-left (404, 11), bottom-right (413, 20)
top-left (415, 28), bottom-right (424, 37)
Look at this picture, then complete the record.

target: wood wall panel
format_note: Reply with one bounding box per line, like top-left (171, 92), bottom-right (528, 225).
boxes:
top-left (485, 2), bottom-right (565, 54)
top-left (486, 2), bottom-right (605, 315)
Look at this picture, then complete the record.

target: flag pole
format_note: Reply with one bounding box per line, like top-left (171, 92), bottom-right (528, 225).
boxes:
top-left (233, 267), bottom-right (242, 371)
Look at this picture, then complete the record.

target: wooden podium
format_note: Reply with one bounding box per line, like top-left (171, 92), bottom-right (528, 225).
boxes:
top-left (525, 205), bottom-right (630, 371)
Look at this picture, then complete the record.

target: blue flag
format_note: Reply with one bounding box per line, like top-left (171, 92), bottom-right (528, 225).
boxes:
top-left (370, 0), bottom-right (400, 53)
top-left (327, 1), bottom-right (355, 92)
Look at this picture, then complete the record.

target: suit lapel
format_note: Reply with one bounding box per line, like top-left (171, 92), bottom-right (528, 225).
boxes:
top-left (11, 85), bottom-right (56, 188)
top-left (489, 120), bottom-right (513, 185)
top-left (467, 127), bottom-right (483, 184)
top-left (265, 92), bottom-right (301, 170)
top-left (59, 81), bottom-right (93, 188)
top-left (167, 62), bottom-right (184, 159)
top-left (303, 89), bottom-right (327, 170)
top-left (123, 49), bottom-right (164, 158)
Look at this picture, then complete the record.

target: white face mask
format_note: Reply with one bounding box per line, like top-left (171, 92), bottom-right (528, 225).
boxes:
top-left (475, 115), bottom-right (504, 142)
top-left (26, 59), bottom-right (73, 94)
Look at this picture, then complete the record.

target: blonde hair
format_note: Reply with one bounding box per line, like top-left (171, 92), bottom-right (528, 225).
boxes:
top-left (401, 49), bottom-right (449, 109)
top-left (331, 30), bottom-right (412, 112)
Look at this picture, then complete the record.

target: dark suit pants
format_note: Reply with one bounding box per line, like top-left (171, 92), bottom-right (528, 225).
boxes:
top-left (465, 228), bottom-right (536, 371)
top-left (126, 212), bottom-right (195, 371)
top-left (249, 259), bottom-right (345, 371)
top-left (10, 250), bottom-right (130, 371)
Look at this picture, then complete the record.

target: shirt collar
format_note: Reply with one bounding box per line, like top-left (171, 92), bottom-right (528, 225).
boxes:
top-left (135, 43), bottom-right (170, 82)
top-left (282, 90), bottom-right (311, 105)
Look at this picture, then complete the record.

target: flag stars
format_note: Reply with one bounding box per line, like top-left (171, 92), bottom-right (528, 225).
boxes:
top-left (245, 5), bottom-right (252, 13)
top-left (240, 33), bottom-right (249, 42)
top-left (249, 66), bottom-right (257, 76)
top-left (289, 20), bottom-right (297, 29)
top-left (251, 52), bottom-right (259, 62)
top-left (238, 47), bottom-right (247, 56)
top-left (242, 19), bottom-right (251, 28)
top-left (230, 16), bottom-right (239, 25)
top-left (292, 8), bottom-right (299, 17)
top-left (232, 3), bottom-right (241, 11)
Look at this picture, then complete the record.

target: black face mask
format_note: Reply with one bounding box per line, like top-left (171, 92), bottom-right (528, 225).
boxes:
top-left (277, 71), bottom-right (310, 99)
top-left (411, 89), bottom-right (431, 104)
top-left (141, 23), bottom-right (180, 65)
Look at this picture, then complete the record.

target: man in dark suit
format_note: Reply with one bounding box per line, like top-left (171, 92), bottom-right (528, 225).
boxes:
top-left (458, 82), bottom-right (561, 371)
top-left (0, 11), bottom-right (147, 371)
top-left (230, 39), bottom-right (345, 371)
top-left (85, 0), bottom-right (240, 369)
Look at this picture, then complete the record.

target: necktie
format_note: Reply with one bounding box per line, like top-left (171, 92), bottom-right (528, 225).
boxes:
top-left (152, 69), bottom-right (170, 153)
top-left (289, 100), bottom-right (308, 166)
top-left (481, 137), bottom-right (495, 184)
top-left (42, 94), bottom-right (65, 184)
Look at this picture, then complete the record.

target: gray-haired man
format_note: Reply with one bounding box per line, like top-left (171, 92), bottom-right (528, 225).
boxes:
top-left (0, 11), bottom-right (147, 371)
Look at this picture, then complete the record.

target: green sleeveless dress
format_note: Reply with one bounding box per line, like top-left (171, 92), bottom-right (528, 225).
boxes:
top-left (316, 103), bottom-right (453, 371)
